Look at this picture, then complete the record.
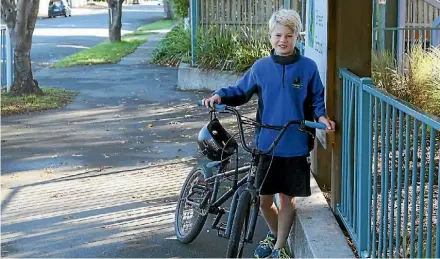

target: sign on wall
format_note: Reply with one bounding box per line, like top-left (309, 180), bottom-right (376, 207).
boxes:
top-left (305, 0), bottom-right (328, 149)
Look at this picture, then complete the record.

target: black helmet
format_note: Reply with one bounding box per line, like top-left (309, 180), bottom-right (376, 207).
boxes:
top-left (197, 118), bottom-right (238, 161)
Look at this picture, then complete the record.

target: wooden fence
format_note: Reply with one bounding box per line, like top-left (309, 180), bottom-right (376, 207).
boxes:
top-left (197, 0), bottom-right (304, 31)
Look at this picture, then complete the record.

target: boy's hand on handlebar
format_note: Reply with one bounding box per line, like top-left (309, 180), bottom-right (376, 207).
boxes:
top-left (203, 94), bottom-right (222, 109)
top-left (318, 116), bottom-right (336, 132)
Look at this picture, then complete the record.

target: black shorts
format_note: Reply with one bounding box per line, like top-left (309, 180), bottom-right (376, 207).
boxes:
top-left (255, 154), bottom-right (311, 197)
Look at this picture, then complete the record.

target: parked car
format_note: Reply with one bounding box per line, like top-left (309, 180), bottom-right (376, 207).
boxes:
top-left (48, 0), bottom-right (71, 18)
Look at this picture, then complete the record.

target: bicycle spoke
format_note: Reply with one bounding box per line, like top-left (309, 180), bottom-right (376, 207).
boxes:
top-left (178, 172), bottom-right (209, 235)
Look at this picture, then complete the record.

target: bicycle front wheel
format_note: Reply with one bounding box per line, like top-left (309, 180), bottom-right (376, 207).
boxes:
top-left (226, 191), bottom-right (251, 258)
top-left (174, 166), bottom-right (210, 244)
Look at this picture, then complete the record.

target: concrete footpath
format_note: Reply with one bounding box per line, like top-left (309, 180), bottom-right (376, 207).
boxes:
top-left (1, 29), bottom-right (267, 257)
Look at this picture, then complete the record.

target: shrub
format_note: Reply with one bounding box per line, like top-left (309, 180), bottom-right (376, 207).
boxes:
top-left (232, 27), bottom-right (271, 72)
top-left (196, 26), bottom-right (270, 72)
top-left (196, 26), bottom-right (236, 71)
top-left (406, 45), bottom-right (440, 117)
top-left (372, 44), bottom-right (440, 117)
top-left (151, 23), bottom-right (191, 66)
top-left (152, 24), bottom-right (270, 73)
top-left (169, 0), bottom-right (189, 19)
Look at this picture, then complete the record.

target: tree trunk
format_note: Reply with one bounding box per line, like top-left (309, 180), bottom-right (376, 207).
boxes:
top-left (108, 0), bottom-right (123, 42)
top-left (163, 0), bottom-right (173, 19)
top-left (10, 40), bottom-right (42, 96)
top-left (2, 0), bottom-right (42, 96)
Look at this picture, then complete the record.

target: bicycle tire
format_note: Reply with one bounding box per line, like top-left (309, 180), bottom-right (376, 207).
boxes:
top-left (226, 191), bottom-right (251, 258)
top-left (174, 166), bottom-right (209, 244)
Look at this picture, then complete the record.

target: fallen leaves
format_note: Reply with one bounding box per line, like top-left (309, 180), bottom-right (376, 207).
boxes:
top-left (44, 167), bottom-right (54, 174)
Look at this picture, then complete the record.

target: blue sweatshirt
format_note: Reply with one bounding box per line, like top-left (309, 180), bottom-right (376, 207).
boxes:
top-left (215, 49), bottom-right (326, 157)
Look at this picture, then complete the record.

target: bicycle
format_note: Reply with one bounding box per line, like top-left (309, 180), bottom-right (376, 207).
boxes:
top-left (174, 101), bottom-right (327, 258)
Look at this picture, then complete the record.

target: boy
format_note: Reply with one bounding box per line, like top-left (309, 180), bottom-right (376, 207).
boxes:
top-left (203, 9), bottom-right (335, 258)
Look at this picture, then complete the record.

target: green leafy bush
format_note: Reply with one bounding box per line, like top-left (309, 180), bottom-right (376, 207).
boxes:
top-left (151, 23), bottom-right (191, 66)
top-left (152, 24), bottom-right (270, 73)
top-left (169, 0), bottom-right (189, 18)
top-left (196, 27), bottom-right (237, 71)
top-left (232, 27), bottom-right (270, 72)
top-left (195, 26), bottom-right (270, 72)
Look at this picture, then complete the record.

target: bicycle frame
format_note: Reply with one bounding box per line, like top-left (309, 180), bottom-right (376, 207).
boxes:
top-left (193, 102), bottom-right (327, 244)
top-left (201, 155), bottom-right (260, 244)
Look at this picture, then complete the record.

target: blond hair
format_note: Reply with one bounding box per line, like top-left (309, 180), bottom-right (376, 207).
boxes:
top-left (268, 9), bottom-right (302, 35)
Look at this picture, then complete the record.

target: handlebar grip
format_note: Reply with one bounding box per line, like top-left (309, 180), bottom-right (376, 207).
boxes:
top-left (304, 121), bottom-right (328, 130)
top-left (197, 100), bottom-right (226, 111)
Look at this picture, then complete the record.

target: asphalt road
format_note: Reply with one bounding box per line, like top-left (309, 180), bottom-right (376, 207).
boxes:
top-left (31, 4), bottom-right (166, 72)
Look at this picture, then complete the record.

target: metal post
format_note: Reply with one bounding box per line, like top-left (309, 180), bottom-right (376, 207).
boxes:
top-left (432, 16), bottom-right (440, 47)
top-left (301, 0), bottom-right (306, 28)
top-left (378, 0), bottom-right (386, 52)
top-left (1, 27), bottom-right (4, 88)
top-left (108, 7), bottom-right (113, 26)
top-left (372, 0), bottom-right (376, 49)
top-left (284, 0), bottom-right (290, 9)
top-left (397, 0), bottom-right (405, 68)
top-left (190, 0), bottom-right (198, 66)
top-left (6, 26), bottom-right (12, 92)
top-left (357, 77), bottom-right (374, 258)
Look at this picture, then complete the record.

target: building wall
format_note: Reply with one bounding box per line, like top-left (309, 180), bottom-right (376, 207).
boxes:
top-left (70, 0), bottom-right (88, 8)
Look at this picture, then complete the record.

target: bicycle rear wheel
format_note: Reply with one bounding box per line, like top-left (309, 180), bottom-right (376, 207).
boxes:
top-left (226, 191), bottom-right (251, 258)
top-left (174, 166), bottom-right (210, 244)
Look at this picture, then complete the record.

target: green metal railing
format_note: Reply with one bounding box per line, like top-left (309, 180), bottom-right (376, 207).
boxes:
top-left (339, 68), bottom-right (440, 258)
top-left (372, 27), bottom-right (440, 63)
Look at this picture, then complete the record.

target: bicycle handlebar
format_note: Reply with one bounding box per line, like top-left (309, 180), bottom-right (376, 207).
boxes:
top-left (304, 120), bottom-right (327, 130)
top-left (197, 100), bottom-right (327, 155)
top-left (197, 100), bottom-right (226, 111)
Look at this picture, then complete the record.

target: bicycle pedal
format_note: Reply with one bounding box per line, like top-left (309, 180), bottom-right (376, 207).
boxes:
top-left (216, 222), bottom-right (227, 238)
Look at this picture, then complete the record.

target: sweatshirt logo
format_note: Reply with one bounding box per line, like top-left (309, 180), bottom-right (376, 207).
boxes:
top-left (292, 77), bottom-right (303, 88)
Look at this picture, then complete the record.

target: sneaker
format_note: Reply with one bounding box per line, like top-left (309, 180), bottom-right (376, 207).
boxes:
top-left (269, 248), bottom-right (290, 258)
top-left (254, 232), bottom-right (276, 258)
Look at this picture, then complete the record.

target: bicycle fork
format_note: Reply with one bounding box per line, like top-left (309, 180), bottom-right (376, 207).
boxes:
top-left (246, 195), bottom-right (260, 243)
